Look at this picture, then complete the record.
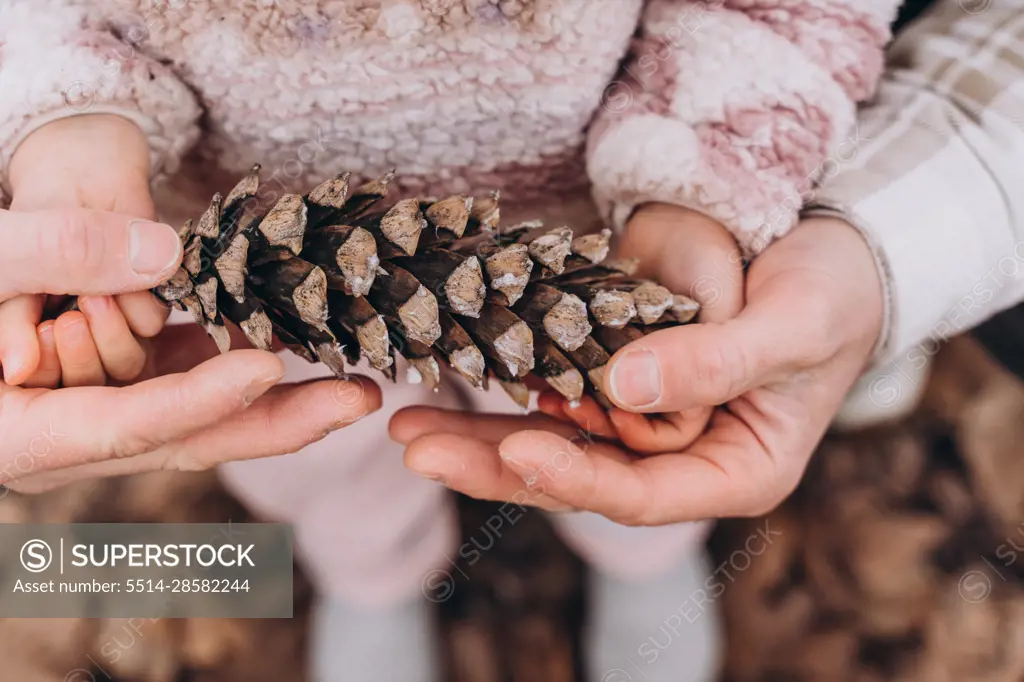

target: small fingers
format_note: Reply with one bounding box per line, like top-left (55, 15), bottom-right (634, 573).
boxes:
top-left (535, 392), bottom-right (619, 439)
top-left (79, 296), bottom-right (147, 382)
top-left (608, 406), bottom-right (712, 454)
top-left (116, 291), bottom-right (170, 338)
top-left (536, 391), bottom-right (569, 421)
top-left (540, 390), bottom-right (711, 455)
top-left (53, 311), bottom-right (106, 387)
top-left (23, 321), bottom-right (61, 389)
top-left (561, 396), bottom-right (619, 439)
top-left (0, 295), bottom-right (44, 385)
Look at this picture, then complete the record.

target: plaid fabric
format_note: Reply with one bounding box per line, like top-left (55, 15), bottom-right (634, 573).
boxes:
top-left (894, 0), bottom-right (940, 32)
top-left (808, 0), bottom-right (1024, 389)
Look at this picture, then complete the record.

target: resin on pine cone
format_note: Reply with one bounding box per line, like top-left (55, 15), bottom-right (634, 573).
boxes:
top-left (152, 167), bottom-right (700, 407)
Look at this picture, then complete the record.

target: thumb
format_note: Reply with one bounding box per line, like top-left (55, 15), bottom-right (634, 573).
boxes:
top-left (603, 271), bottom-right (820, 412)
top-left (0, 207), bottom-right (182, 303)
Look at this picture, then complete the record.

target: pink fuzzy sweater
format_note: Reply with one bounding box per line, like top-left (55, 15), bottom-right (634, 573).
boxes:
top-left (0, 0), bottom-right (899, 256)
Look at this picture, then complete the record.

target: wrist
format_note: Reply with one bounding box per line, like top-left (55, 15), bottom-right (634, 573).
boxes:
top-left (9, 114), bottom-right (150, 197)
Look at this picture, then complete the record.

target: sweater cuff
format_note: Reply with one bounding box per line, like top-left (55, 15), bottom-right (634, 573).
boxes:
top-left (0, 105), bottom-right (197, 194)
top-left (809, 141), bottom-right (1019, 371)
top-left (0, 5), bottom-right (200, 196)
top-left (586, 6), bottom-right (858, 258)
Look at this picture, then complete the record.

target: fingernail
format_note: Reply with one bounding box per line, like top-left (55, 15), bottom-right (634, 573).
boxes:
top-left (129, 220), bottom-right (181, 276)
top-left (498, 449), bottom-right (537, 477)
top-left (58, 314), bottom-right (87, 331)
top-left (243, 371), bottom-right (284, 406)
top-left (330, 411), bottom-right (369, 430)
top-left (408, 456), bottom-right (449, 484)
top-left (79, 296), bottom-right (111, 314)
top-left (609, 349), bottom-right (662, 408)
top-left (2, 353), bottom-right (26, 384)
top-left (419, 472), bottom-right (449, 486)
top-left (38, 323), bottom-right (55, 347)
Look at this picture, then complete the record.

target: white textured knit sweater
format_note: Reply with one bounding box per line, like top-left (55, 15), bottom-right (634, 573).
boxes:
top-left (0, 0), bottom-right (900, 257)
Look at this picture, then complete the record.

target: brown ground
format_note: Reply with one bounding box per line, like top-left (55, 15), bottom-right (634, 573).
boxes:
top-left (3, 336), bottom-right (1024, 682)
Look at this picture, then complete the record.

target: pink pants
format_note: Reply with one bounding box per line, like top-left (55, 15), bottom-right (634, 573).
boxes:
top-left (219, 350), bottom-right (711, 607)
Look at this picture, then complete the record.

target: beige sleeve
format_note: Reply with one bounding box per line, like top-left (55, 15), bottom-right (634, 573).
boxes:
top-left (808, 0), bottom-right (1024, 376)
top-left (0, 1), bottom-right (201, 202)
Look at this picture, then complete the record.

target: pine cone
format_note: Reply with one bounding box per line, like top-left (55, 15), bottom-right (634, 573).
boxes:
top-left (145, 168), bottom-right (700, 407)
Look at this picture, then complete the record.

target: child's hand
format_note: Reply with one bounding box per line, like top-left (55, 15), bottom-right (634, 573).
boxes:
top-left (536, 393), bottom-right (714, 455)
top-left (537, 203), bottom-right (745, 453)
top-left (0, 114), bottom-right (172, 388)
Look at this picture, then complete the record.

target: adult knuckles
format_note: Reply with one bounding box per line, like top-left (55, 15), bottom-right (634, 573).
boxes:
top-left (103, 426), bottom-right (163, 461)
top-left (162, 445), bottom-right (213, 473)
top-left (601, 465), bottom-right (660, 527)
top-left (50, 208), bottom-right (110, 281)
top-left (772, 263), bottom-right (866, 366)
top-left (687, 327), bottom-right (754, 404)
top-left (618, 502), bottom-right (675, 527)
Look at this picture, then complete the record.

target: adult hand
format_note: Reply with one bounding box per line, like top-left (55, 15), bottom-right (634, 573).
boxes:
top-left (0, 206), bottom-right (382, 493)
top-left (391, 216), bottom-right (883, 525)
top-left (537, 203), bottom-right (745, 453)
